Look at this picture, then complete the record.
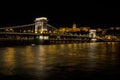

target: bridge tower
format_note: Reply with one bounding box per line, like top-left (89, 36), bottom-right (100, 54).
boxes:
top-left (35, 17), bottom-right (48, 33)
top-left (89, 29), bottom-right (96, 38)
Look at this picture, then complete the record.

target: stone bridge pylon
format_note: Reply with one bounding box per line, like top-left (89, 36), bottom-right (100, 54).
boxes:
top-left (35, 17), bottom-right (48, 33)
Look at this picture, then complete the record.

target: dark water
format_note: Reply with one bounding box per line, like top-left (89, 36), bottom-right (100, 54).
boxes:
top-left (0, 42), bottom-right (120, 80)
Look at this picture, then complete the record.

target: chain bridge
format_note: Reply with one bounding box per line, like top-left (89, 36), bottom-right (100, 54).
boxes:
top-left (0, 17), bottom-right (93, 45)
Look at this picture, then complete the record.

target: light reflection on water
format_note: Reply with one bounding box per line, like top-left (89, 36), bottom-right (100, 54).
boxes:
top-left (1, 48), bottom-right (15, 75)
top-left (0, 42), bottom-right (120, 80)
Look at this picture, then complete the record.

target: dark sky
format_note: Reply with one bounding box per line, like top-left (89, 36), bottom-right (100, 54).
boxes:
top-left (0, 1), bottom-right (120, 28)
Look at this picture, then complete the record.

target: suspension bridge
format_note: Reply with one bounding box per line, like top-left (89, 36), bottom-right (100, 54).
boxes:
top-left (0, 17), bottom-right (93, 45)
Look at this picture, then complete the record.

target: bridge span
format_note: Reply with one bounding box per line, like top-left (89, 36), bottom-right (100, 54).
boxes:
top-left (0, 17), bottom-right (94, 45)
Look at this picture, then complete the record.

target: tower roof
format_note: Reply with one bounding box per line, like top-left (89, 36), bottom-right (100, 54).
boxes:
top-left (35, 17), bottom-right (48, 21)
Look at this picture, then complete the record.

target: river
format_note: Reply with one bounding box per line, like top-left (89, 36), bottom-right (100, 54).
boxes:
top-left (0, 42), bottom-right (120, 80)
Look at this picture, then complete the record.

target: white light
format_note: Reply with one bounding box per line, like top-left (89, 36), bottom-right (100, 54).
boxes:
top-left (35, 17), bottom-right (47, 21)
top-left (91, 38), bottom-right (97, 41)
top-left (44, 36), bottom-right (49, 40)
top-left (39, 36), bottom-right (43, 39)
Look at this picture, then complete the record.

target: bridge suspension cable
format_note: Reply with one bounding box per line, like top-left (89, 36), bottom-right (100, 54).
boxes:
top-left (47, 24), bottom-right (58, 30)
top-left (0, 23), bottom-right (56, 29)
top-left (0, 23), bottom-right (35, 29)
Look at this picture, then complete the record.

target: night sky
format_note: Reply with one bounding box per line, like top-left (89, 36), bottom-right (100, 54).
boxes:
top-left (0, 1), bottom-right (120, 28)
